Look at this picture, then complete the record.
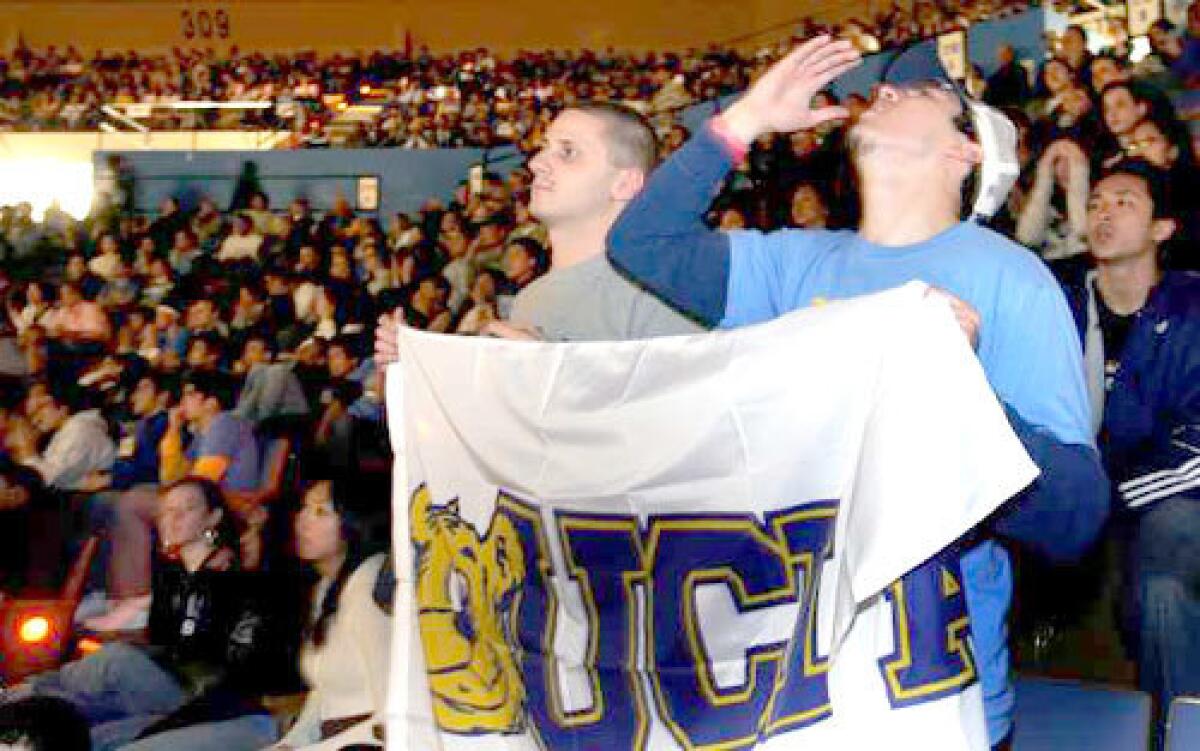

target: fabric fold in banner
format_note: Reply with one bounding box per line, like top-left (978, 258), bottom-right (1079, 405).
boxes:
top-left (387, 281), bottom-right (1037, 750)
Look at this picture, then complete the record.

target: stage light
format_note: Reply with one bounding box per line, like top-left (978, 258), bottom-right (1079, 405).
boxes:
top-left (360, 84), bottom-right (372, 95)
top-left (18, 615), bottom-right (51, 644)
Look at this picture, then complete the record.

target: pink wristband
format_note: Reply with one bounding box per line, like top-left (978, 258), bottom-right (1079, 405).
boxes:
top-left (709, 116), bottom-right (750, 163)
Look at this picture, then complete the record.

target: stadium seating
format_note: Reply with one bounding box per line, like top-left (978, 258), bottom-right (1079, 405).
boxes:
top-left (1013, 676), bottom-right (1152, 751)
top-left (1166, 697), bottom-right (1200, 751)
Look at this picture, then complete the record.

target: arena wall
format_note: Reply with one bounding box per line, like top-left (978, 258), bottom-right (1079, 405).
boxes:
top-left (0, 0), bottom-right (871, 54)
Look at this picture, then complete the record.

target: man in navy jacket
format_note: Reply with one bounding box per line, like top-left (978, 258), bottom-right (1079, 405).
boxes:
top-left (1058, 160), bottom-right (1200, 720)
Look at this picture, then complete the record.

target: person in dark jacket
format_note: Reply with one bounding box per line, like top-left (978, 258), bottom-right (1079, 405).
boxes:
top-left (1057, 161), bottom-right (1200, 728)
top-left (6, 477), bottom-right (294, 751)
top-left (984, 44), bottom-right (1032, 109)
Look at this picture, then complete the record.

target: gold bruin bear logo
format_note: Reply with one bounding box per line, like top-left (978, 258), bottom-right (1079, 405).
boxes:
top-left (412, 486), bottom-right (527, 733)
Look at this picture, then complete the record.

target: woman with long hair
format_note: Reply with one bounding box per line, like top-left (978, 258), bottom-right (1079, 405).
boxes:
top-left (271, 474), bottom-right (390, 751)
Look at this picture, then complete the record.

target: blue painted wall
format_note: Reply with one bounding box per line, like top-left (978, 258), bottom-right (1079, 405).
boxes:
top-left (97, 147), bottom-right (497, 220)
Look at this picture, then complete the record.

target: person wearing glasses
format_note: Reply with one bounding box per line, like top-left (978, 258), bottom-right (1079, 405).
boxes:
top-left (607, 36), bottom-right (1109, 750)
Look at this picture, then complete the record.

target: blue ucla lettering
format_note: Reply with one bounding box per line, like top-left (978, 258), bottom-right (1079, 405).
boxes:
top-left (762, 502), bottom-right (839, 736)
top-left (878, 548), bottom-right (976, 707)
top-left (547, 514), bottom-right (649, 747)
top-left (496, 496), bottom-right (649, 748)
top-left (469, 491), bottom-right (971, 750)
top-left (645, 517), bottom-right (796, 749)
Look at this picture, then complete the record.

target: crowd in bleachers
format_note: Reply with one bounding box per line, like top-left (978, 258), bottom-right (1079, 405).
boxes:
top-left (0, 4), bottom-right (1196, 747)
top-left (0, 0), bottom-right (1047, 146)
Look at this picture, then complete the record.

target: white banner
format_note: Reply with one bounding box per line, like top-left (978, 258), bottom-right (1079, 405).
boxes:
top-left (386, 283), bottom-right (1037, 750)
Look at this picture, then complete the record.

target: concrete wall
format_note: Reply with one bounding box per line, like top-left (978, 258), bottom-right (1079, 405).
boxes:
top-left (0, 0), bottom-right (876, 54)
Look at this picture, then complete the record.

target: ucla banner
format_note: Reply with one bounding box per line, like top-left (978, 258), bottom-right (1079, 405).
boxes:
top-left (385, 282), bottom-right (1037, 750)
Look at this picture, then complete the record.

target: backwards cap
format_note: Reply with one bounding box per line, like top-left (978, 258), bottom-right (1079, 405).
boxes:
top-left (880, 43), bottom-right (1020, 220)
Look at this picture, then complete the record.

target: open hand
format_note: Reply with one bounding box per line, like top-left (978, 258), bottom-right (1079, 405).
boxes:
top-left (720, 36), bottom-right (861, 144)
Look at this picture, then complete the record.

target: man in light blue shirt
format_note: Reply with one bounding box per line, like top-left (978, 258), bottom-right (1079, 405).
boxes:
top-left (609, 37), bottom-right (1110, 748)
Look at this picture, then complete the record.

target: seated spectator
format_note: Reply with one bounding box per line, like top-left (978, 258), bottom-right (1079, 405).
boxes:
top-left (232, 334), bottom-right (275, 377)
top-left (88, 234), bottom-right (125, 281)
top-left (96, 258), bottom-right (140, 310)
top-left (269, 474), bottom-right (390, 751)
top-left (7, 384), bottom-right (115, 493)
top-left (1045, 84), bottom-right (1099, 146)
top-left (1142, 19), bottom-right (1196, 88)
top-left (387, 212), bottom-right (422, 251)
top-left (160, 369), bottom-right (259, 492)
top-left (1017, 137), bottom-right (1091, 260)
top-left (1098, 81), bottom-right (1157, 165)
top-left (216, 215), bottom-right (265, 264)
top-left (1121, 113), bottom-right (1199, 268)
top-left (403, 275), bottom-right (452, 332)
top-left (229, 284), bottom-right (272, 349)
top-left (1032, 57), bottom-right (1076, 121)
top-left (310, 287), bottom-right (341, 341)
top-left (45, 283), bottom-right (112, 345)
top-left (186, 298), bottom-right (229, 339)
top-left (113, 308), bottom-right (152, 358)
top-left (507, 200), bottom-right (548, 247)
top-left (1087, 53), bottom-right (1129, 98)
top-left (435, 211), bottom-right (469, 266)
top-left (191, 198), bottom-right (224, 248)
top-left (7, 281), bottom-right (54, 336)
top-left (168, 229), bottom-right (204, 276)
top-left (7, 478), bottom-right (290, 751)
top-left (439, 232), bottom-right (474, 313)
top-left (63, 253), bottom-right (104, 302)
top-left (141, 257), bottom-right (177, 308)
top-left (499, 237), bottom-right (547, 302)
top-left (1057, 161), bottom-right (1200, 734)
top-left (715, 204), bottom-right (749, 230)
top-left (148, 303), bottom-right (188, 370)
top-left (90, 367), bottom-right (259, 633)
top-left (787, 182), bottom-right (831, 229)
top-left (1058, 24), bottom-right (1094, 87)
top-left (132, 234), bottom-right (158, 278)
top-left (466, 215), bottom-right (510, 270)
top-left (242, 191), bottom-right (280, 236)
top-left (184, 331), bottom-right (227, 373)
top-left (455, 270), bottom-right (500, 335)
top-left (325, 335), bottom-right (371, 386)
top-left (292, 246), bottom-right (325, 323)
top-left (149, 197), bottom-right (188, 253)
top-left (359, 244), bottom-right (395, 298)
top-left (78, 371), bottom-right (174, 632)
top-left (984, 43), bottom-right (1031, 108)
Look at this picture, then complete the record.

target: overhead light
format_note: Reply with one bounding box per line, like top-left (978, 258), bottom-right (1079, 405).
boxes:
top-left (0, 158), bottom-right (95, 220)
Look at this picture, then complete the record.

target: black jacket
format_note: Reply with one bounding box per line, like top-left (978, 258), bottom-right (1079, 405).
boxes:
top-left (139, 556), bottom-right (302, 736)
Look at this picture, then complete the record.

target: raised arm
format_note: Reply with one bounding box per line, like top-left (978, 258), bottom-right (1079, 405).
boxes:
top-left (608, 36), bottom-right (860, 325)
